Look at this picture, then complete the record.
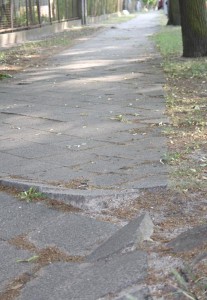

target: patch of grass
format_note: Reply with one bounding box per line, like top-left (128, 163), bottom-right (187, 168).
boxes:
top-left (154, 27), bottom-right (207, 79)
top-left (153, 27), bottom-right (182, 57)
top-left (165, 59), bottom-right (207, 78)
top-left (161, 152), bottom-right (182, 165)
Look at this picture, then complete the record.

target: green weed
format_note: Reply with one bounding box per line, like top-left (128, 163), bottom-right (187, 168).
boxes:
top-left (16, 255), bottom-right (39, 263)
top-left (109, 114), bottom-right (131, 123)
top-left (18, 187), bottom-right (45, 202)
top-left (0, 73), bottom-right (12, 80)
top-left (161, 152), bottom-right (181, 165)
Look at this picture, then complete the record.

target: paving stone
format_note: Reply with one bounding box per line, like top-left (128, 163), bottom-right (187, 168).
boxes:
top-left (18, 251), bottom-right (147, 300)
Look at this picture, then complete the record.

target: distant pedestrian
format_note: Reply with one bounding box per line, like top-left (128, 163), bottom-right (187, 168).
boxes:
top-left (136, 0), bottom-right (141, 11)
top-left (158, 0), bottom-right (163, 10)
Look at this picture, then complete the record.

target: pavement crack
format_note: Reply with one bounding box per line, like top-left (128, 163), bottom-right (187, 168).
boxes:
top-left (0, 272), bottom-right (34, 300)
top-left (0, 111), bottom-right (65, 123)
top-left (1, 235), bottom-right (85, 300)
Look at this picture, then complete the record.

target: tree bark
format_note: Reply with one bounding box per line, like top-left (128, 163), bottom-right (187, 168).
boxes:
top-left (179, 0), bottom-right (207, 57)
top-left (167, 0), bottom-right (180, 26)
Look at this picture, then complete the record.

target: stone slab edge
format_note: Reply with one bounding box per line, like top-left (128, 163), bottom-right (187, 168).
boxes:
top-left (0, 178), bottom-right (140, 210)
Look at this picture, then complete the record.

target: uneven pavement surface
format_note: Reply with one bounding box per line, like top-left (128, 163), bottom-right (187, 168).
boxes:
top-left (0, 12), bottom-right (173, 300)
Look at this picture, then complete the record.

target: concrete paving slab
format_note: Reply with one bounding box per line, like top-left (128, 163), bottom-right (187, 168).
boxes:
top-left (0, 240), bottom-right (34, 291)
top-left (18, 251), bottom-right (147, 300)
top-left (0, 191), bottom-right (18, 207)
top-left (28, 214), bottom-right (119, 256)
top-left (0, 191), bottom-right (58, 240)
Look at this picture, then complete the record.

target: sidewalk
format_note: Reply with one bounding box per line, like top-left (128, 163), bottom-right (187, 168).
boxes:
top-left (1, 12), bottom-right (168, 299)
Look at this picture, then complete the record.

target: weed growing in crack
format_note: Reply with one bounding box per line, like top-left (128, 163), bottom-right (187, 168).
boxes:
top-left (18, 187), bottom-right (45, 202)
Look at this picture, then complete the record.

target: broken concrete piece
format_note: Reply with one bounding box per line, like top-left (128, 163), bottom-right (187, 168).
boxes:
top-left (167, 224), bottom-right (207, 253)
top-left (87, 212), bottom-right (154, 262)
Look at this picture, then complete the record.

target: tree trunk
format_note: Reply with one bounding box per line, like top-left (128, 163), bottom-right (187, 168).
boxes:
top-left (167, 0), bottom-right (180, 26)
top-left (179, 0), bottom-right (207, 57)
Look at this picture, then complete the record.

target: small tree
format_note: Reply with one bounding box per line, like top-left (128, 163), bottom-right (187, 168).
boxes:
top-left (179, 0), bottom-right (207, 57)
